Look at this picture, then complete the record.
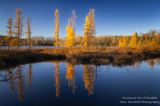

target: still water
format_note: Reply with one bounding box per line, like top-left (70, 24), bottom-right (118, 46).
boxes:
top-left (0, 59), bottom-right (160, 106)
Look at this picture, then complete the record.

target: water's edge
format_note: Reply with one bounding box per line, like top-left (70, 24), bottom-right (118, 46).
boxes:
top-left (1, 48), bottom-right (160, 69)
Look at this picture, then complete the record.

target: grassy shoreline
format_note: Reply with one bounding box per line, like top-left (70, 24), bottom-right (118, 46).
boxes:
top-left (1, 47), bottom-right (160, 69)
top-left (66, 48), bottom-right (160, 65)
top-left (0, 49), bottom-right (66, 69)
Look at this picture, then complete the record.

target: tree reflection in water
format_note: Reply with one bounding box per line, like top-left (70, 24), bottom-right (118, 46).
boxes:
top-left (16, 66), bottom-right (24, 102)
top-left (54, 61), bottom-right (60, 97)
top-left (83, 65), bottom-right (95, 96)
top-left (0, 65), bottom-right (26, 102)
top-left (66, 63), bottom-right (76, 94)
top-left (28, 64), bottom-right (32, 87)
top-left (8, 68), bottom-right (15, 91)
top-left (3, 59), bottom-right (157, 101)
top-left (0, 62), bottom-right (97, 101)
top-left (146, 59), bottom-right (156, 69)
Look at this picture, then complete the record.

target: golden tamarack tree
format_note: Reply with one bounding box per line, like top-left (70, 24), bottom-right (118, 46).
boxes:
top-left (118, 36), bottom-right (129, 48)
top-left (118, 31), bottom-right (160, 48)
top-left (83, 16), bottom-right (91, 48)
top-left (83, 8), bottom-right (95, 48)
top-left (66, 10), bottom-right (76, 48)
top-left (54, 9), bottom-right (60, 47)
top-left (130, 32), bottom-right (138, 48)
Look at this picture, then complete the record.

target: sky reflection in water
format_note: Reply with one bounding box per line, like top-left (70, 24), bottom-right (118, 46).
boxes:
top-left (0, 58), bottom-right (160, 106)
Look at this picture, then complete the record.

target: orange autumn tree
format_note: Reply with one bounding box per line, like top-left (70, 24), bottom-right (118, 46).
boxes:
top-left (54, 9), bottom-right (60, 48)
top-left (83, 8), bottom-right (95, 48)
top-left (130, 32), bottom-right (138, 48)
top-left (148, 37), bottom-right (157, 47)
top-left (66, 10), bottom-right (76, 48)
top-left (83, 16), bottom-right (91, 48)
top-left (118, 36), bottom-right (129, 48)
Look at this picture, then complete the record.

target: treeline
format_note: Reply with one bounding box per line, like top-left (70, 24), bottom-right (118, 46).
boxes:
top-left (1, 8), bottom-right (160, 49)
top-left (55, 30), bottom-right (160, 48)
top-left (0, 36), bottom-right (53, 47)
top-left (54, 8), bottom-right (160, 49)
top-left (88, 30), bottom-right (160, 48)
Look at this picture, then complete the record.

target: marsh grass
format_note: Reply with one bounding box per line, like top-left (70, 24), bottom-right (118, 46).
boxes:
top-left (0, 47), bottom-right (160, 68)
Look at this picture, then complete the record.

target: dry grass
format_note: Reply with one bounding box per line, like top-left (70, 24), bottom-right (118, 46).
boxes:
top-left (1, 47), bottom-right (160, 68)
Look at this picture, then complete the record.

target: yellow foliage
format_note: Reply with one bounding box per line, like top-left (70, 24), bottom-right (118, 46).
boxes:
top-left (83, 16), bottom-right (91, 48)
top-left (137, 40), bottom-right (142, 48)
top-left (148, 38), bottom-right (157, 47)
top-left (65, 10), bottom-right (76, 48)
top-left (83, 9), bottom-right (95, 48)
top-left (118, 36), bottom-right (129, 48)
top-left (130, 32), bottom-right (138, 48)
top-left (66, 25), bottom-right (75, 47)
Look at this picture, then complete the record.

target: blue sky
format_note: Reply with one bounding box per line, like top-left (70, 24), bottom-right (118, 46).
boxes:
top-left (0, 0), bottom-right (160, 37)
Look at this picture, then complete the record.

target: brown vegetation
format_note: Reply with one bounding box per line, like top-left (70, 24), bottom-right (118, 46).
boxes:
top-left (65, 47), bottom-right (160, 65)
top-left (0, 49), bottom-right (65, 68)
top-left (1, 47), bottom-right (160, 69)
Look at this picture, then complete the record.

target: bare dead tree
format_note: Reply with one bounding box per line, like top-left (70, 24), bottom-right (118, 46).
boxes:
top-left (26, 17), bottom-right (32, 49)
top-left (15, 8), bottom-right (22, 49)
top-left (7, 17), bottom-right (13, 49)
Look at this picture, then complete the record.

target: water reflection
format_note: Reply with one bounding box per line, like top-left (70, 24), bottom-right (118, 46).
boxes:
top-left (0, 66), bottom-right (25, 102)
top-left (17, 66), bottom-right (24, 101)
top-left (83, 65), bottom-right (95, 95)
top-left (66, 63), bottom-right (76, 94)
top-left (28, 64), bottom-right (32, 87)
top-left (54, 62), bottom-right (61, 97)
top-left (8, 68), bottom-right (15, 91)
top-left (147, 59), bottom-right (156, 69)
top-left (0, 58), bottom-right (160, 105)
